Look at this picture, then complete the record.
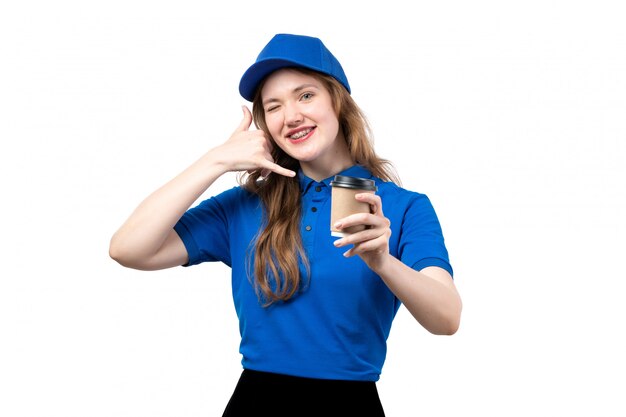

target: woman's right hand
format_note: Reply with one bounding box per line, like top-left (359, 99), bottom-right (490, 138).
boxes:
top-left (211, 106), bottom-right (296, 178)
top-left (109, 106), bottom-right (296, 271)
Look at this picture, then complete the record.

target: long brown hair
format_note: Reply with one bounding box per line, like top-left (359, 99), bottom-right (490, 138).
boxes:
top-left (239, 68), bottom-right (400, 306)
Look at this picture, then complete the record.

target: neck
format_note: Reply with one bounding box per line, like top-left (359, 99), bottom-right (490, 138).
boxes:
top-left (300, 137), bottom-right (354, 182)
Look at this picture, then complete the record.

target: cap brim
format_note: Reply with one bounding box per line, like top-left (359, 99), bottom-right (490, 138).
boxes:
top-left (238, 58), bottom-right (321, 102)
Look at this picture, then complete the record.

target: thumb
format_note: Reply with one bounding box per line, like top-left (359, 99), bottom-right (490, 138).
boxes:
top-left (235, 105), bottom-right (253, 133)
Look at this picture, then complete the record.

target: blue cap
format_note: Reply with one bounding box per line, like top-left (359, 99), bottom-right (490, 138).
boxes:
top-left (239, 33), bottom-right (351, 101)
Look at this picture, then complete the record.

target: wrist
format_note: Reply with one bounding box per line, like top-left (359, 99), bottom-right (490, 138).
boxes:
top-left (367, 252), bottom-right (395, 276)
top-left (201, 147), bottom-right (232, 175)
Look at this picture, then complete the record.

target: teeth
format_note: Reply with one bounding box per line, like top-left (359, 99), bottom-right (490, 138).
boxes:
top-left (290, 128), bottom-right (312, 139)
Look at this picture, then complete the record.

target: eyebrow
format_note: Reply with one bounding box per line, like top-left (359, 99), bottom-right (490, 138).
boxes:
top-left (262, 83), bottom-right (319, 106)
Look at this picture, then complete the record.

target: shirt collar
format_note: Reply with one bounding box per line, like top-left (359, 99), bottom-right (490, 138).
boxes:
top-left (298, 165), bottom-right (375, 194)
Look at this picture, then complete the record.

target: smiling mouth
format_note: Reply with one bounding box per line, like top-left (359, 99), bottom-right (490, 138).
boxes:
top-left (288, 127), bottom-right (315, 141)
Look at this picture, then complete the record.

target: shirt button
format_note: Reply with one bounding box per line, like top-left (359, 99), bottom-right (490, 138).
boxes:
top-left (311, 207), bottom-right (317, 212)
top-left (315, 186), bottom-right (322, 192)
top-left (305, 225), bottom-right (312, 231)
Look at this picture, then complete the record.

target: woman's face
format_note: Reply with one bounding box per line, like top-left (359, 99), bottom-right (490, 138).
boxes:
top-left (260, 69), bottom-right (351, 177)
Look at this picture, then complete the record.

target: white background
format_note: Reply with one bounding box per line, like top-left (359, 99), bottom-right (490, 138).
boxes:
top-left (1, 1), bottom-right (625, 416)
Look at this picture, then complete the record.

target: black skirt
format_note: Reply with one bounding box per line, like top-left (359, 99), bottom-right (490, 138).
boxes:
top-left (222, 369), bottom-right (386, 416)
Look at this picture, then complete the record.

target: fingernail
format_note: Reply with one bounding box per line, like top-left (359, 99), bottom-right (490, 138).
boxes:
top-left (334, 222), bottom-right (342, 229)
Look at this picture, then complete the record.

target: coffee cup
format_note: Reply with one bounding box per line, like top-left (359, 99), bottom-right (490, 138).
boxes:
top-left (330, 175), bottom-right (378, 237)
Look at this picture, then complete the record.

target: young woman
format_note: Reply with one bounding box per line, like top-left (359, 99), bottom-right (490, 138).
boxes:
top-left (110, 33), bottom-right (462, 416)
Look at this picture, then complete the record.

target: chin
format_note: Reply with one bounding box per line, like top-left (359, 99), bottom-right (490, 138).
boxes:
top-left (291, 153), bottom-right (320, 163)
top-left (282, 146), bottom-right (319, 162)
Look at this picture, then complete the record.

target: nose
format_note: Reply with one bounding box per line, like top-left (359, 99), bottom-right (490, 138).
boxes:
top-left (284, 103), bottom-right (303, 126)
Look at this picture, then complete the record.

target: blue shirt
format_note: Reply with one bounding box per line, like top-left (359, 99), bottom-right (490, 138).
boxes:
top-left (174, 165), bottom-right (452, 381)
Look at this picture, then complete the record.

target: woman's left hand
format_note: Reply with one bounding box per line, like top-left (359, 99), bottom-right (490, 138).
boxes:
top-left (332, 193), bottom-right (392, 272)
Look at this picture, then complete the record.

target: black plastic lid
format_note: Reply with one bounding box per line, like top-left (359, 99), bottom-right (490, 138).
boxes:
top-left (330, 175), bottom-right (377, 191)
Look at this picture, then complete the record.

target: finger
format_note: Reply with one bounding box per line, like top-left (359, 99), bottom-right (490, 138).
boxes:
top-left (234, 105), bottom-right (253, 133)
top-left (354, 236), bottom-right (388, 254)
top-left (333, 212), bottom-right (375, 230)
top-left (356, 193), bottom-right (383, 215)
top-left (333, 227), bottom-right (383, 247)
top-left (260, 160), bottom-right (296, 177)
top-left (260, 132), bottom-right (275, 153)
top-left (344, 236), bottom-right (388, 257)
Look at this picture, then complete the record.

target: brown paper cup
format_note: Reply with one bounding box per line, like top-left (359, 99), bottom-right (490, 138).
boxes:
top-left (330, 175), bottom-right (377, 237)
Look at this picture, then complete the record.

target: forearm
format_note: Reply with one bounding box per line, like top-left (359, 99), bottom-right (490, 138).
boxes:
top-left (109, 150), bottom-right (228, 267)
top-left (374, 256), bottom-right (462, 335)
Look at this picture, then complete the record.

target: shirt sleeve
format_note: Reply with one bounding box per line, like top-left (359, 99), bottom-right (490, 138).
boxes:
top-left (173, 187), bottom-right (241, 267)
top-left (397, 193), bottom-right (454, 277)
